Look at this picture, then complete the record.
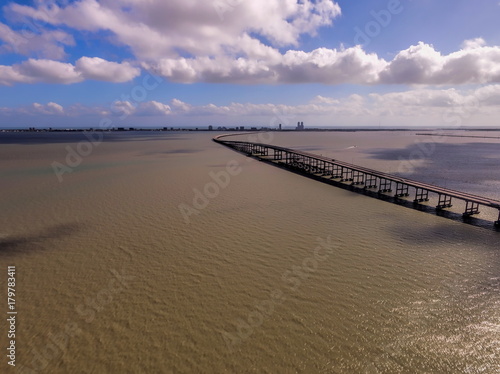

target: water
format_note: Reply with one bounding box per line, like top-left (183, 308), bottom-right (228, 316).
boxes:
top-left (1, 130), bottom-right (499, 373)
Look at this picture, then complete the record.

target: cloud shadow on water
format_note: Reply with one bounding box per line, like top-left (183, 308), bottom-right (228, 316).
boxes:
top-left (0, 223), bottom-right (82, 256)
top-left (0, 131), bottom-right (188, 145)
top-left (365, 142), bottom-right (500, 186)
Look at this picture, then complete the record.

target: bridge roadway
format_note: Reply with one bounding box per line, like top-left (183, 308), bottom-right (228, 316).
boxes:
top-left (213, 134), bottom-right (500, 227)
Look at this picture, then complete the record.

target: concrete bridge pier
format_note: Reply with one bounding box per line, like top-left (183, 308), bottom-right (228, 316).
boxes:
top-left (365, 174), bottom-right (377, 189)
top-left (323, 163), bottom-right (333, 176)
top-left (311, 158), bottom-right (321, 173)
top-left (352, 170), bottom-right (365, 185)
top-left (318, 160), bottom-right (328, 175)
top-left (495, 210), bottom-right (500, 227)
top-left (341, 168), bottom-right (354, 182)
top-left (436, 194), bottom-right (453, 209)
top-left (414, 188), bottom-right (430, 203)
top-left (395, 182), bottom-right (410, 197)
top-left (331, 164), bottom-right (342, 178)
top-left (378, 178), bottom-right (392, 193)
top-left (463, 201), bottom-right (480, 217)
top-left (255, 145), bottom-right (268, 156)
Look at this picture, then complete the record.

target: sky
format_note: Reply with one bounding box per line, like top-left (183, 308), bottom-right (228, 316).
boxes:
top-left (1, 0), bottom-right (500, 129)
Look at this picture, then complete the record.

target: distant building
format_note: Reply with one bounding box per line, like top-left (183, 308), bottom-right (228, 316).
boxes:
top-left (296, 121), bottom-right (305, 130)
top-left (208, 125), bottom-right (213, 131)
top-left (279, 124), bottom-right (282, 130)
top-left (240, 126), bottom-right (244, 131)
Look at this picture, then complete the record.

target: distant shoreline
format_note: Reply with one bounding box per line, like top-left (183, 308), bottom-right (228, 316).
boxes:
top-left (2, 127), bottom-right (500, 133)
top-left (416, 133), bottom-right (500, 139)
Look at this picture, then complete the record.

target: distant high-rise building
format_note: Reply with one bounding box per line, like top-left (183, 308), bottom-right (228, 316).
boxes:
top-left (279, 123), bottom-right (282, 130)
top-left (296, 121), bottom-right (305, 130)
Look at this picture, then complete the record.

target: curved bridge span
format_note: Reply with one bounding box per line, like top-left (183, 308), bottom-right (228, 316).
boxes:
top-left (213, 133), bottom-right (500, 228)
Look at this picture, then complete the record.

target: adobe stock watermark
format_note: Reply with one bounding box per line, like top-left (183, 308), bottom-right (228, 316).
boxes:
top-left (17, 268), bottom-right (135, 373)
top-left (178, 130), bottom-right (275, 225)
top-left (51, 73), bottom-right (163, 182)
top-left (222, 236), bottom-right (337, 351)
top-left (354, 0), bottom-right (403, 47)
top-left (213, 0), bottom-right (243, 21)
top-left (178, 160), bottom-right (242, 224)
top-left (179, 106), bottom-right (295, 224)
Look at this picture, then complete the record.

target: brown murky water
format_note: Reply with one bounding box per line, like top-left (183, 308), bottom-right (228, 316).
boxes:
top-left (1, 130), bottom-right (499, 373)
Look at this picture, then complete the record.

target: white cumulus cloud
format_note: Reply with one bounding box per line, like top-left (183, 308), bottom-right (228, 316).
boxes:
top-left (144, 41), bottom-right (500, 85)
top-left (2, 1), bottom-right (500, 88)
top-left (0, 57), bottom-right (140, 85)
top-left (0, 22), bottom-right (74, 59)
top-left (6, 0), bottom-right (341, 60)
top-left (75, 57), bottom-right (140, 82)
top-left (379, 41), bottom-right (500, 85)
top-left (31, 102), bottom-right (64, 115)
top-left (5, 85), bottom-right (500, 127)
top-left (144, 45), bottom-right (387, 84)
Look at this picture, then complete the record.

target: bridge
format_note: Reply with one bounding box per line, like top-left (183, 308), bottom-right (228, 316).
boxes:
top-left (213, 133), bottom-right (500, 227)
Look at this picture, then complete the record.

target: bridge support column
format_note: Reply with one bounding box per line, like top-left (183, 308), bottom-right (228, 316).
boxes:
top-left (321, 160), bottom-right (328, 174)
top-left (311, 158), bottom-right (319, 173)
top-left (352, 171), bottom-right (365, 185)
top-left (341, 168), bottom-right (353, 182)
top-left (274, 149), bottom-right (282, 160)
top-left (495, 210), bottom-right (500, 227)
top-left (316, 159), bottom-right (323, 173)
top-left (293, 157), bottom-right (300, 168)
top-left (331, 164), bottom-right (342, 178)
top-left (436, 194), bottom-right (452, 209)
top-left (463, 201), bottom-right (480, 217)
top-left (323, 163), bottom-right (333, 176)
top-left (303, 158), bottom-right (311, 172)
top-left (316, 160), bottom-right (324, 174)
top-left (414, 188), bottom-right (429, 203)
top-left (395, 183), bottom-right (409, 197)
top-left (364, 174), bottom-right (377, 189)
top-left (378, 178), bottom-right (392, 193)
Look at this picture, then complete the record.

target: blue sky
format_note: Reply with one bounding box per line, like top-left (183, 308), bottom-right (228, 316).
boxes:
top-left (1, 0), bottom-right (500, 128)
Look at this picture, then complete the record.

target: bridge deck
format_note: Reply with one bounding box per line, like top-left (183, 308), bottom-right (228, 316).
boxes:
top-left (213, 134), bottom-right (500, 226)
